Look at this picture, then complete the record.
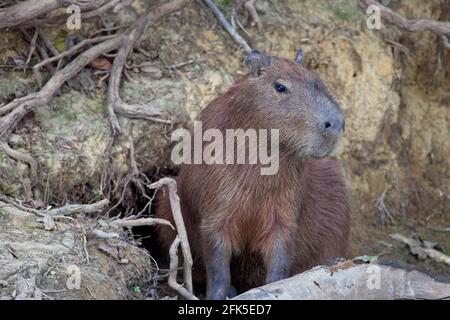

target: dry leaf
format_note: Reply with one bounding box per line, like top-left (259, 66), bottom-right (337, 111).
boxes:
top-left (90, 57), bottom-right (112, 70)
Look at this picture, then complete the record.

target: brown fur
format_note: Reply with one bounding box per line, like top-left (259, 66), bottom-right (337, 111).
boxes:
top-left (155, 52), bottom-right (351, 296)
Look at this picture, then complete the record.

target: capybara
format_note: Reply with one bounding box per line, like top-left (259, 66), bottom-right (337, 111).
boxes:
top-left (155, 49), bottom-right (351, 299)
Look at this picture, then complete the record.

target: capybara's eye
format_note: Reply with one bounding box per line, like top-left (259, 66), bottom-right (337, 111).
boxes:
top-left (274, 82), bottom-right (287, 93)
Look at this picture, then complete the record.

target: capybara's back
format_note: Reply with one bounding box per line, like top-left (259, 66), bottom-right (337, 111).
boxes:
top-left (155, 50), bottom-right (351, 299)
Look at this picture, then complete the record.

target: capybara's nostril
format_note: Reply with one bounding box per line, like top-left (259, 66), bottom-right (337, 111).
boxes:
top-left (322, 120), bottom-right (335, 132)
top-left (322, 116), bottom-right (344, 136)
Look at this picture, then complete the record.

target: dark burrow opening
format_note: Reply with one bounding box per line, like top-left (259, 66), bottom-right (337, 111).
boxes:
top-left (110, 167), bottom-right (190, 299)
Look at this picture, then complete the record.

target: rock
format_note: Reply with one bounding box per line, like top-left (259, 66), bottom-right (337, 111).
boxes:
top-left (140, 65), bottom-right (163, 79)
top-left (42, 215), bottom-right (56, 231)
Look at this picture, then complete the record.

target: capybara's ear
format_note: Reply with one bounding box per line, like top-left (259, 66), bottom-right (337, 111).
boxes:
top-left (295, 48), bottom-right (304, 64)
top-left (245, 49), bottom-right (271, 77)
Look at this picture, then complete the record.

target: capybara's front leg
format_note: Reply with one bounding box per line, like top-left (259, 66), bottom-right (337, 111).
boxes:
top-left (265, 240), bottom-right (290, 284)
top-left (203, 237), bottom-right (231, 300)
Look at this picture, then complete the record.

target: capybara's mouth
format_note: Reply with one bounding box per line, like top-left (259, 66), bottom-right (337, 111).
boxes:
top-left (309, 138), bottom-right (339, 159)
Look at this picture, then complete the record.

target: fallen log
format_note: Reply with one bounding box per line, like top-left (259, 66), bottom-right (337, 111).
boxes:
top-left (234, 261), bottom-right (450, 300)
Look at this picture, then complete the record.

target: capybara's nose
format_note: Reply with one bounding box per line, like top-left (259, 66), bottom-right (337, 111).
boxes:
top-left (322, 113), bottom-right (345, 136)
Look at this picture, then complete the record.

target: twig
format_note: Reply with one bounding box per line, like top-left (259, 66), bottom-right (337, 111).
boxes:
top-left (135, 46), bottom-right (155, 59)
top-left (0, 196), bottom-right (44, 217)
top-left (38, 30), bottom-right (60, 56)
top-left (168, 236), bottom-right (198, 300)
top-left (432, 36), bottom-right (444, 87)
top-left (24, 29), bottom-right (39, 66)
top-left (33, 35), bottom-right (118, 71)
top-left (235, 15), bottom-right (252, 38)
top-left (374, 189), bottom-right (395, 226)
top-left (84, 283), bottom-right (97, 300)
top-left (390, 233), bottom-right (450, 266)
top-left (112, 217), bottom-right (175, 229)
top-left (82, 0), bottom-right (123, 19)
top-left (112, 0), bottom-right (135, 13)
top-left (87, 229), bottom-right (120, 239)
top-left (165, 59), bottom-right (198, 70)
top-left (90, 24), bottom-right (129, 37)
top-left (384, 38), bottom-right (412, 59)
top-left (441, 35), bottom-right (450, 49)
top-left (244, 0), bottom-right (262, 32)
top-left (45, 199), bottom-right (109, 216)
top-left (429, 226), bottom-right (450, 233)
top-left (20, 29), bottom-right (54, 85)
top-left (129, 137), bottom-right (139, 176)
top-left (149, 178), bottom-right (194, 294)
top-left (231, 1), bottom-right (237, 29)
top-left (203, 0), bottom-right (251, 53)
top-left (82, 233), bottom-right (90, 264)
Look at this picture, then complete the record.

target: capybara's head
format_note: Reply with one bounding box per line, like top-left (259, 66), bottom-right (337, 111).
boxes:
top-left (242, 49), bottom-right (345, 159)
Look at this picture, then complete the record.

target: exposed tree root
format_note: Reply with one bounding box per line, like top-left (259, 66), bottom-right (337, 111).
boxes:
top-left (168, 236), bottom-right (198, 300)
top-left (106, 1), bottom-right (185, 133)
top-left (20, 28), bottom-right (56, 84)
top-left (0, 36), bottom-right (122, 141)
top-left (0, 0), bottom-right (190, 142)
top-left (149, 178), bottom-right (195, 297)
top-left (244, 0), bottom-right (262, 32)
top-left (0, 0), bottom-right (132, 29)
top-left (105, 137), bottom-right (155, 217)
top-left (203, 0), bottom-right (251, 53)
top-left (0, 142), bottom-right (38, 182)
top-left (0, 0), bottom-right (105, 29)
top-left (359, 0), bottom-right (450, 49)
top-left (0, 0), bottom-right (191, 202)
top-left (232, 0), bottom-right (264, 33)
